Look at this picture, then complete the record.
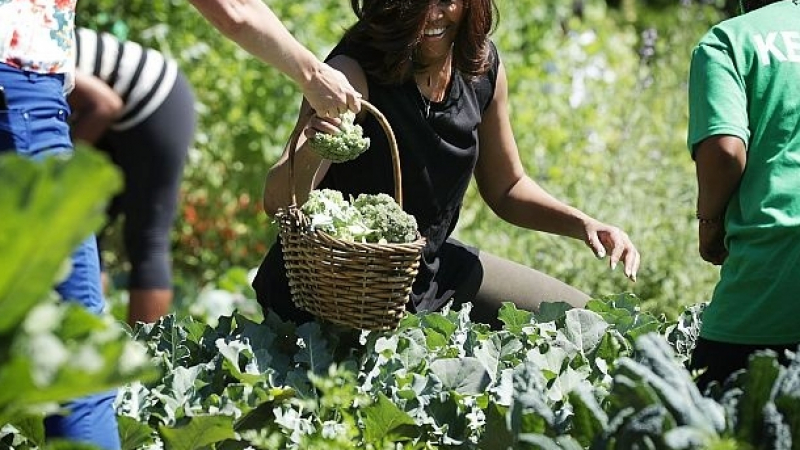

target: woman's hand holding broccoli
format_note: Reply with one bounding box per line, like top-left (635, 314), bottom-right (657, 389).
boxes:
top-left (306, 112), bottom-right (370, 163)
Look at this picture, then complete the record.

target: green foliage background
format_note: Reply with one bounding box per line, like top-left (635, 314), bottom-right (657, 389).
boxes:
top-left (76, 0), bottom-right (729, 319)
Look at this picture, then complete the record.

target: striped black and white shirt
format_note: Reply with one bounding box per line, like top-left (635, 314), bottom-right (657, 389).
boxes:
top-left (74, 28), bottom-right (178, 131)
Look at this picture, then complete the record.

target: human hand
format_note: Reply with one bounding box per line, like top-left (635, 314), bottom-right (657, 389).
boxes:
top-left (583, 220), bottom-right (640, 282)
top-left (698, 221), bottom-right (727, 265)
top-left (304, 114), bottom-right (342, 139)
top-left (302, 62), bottom-right (361, 119)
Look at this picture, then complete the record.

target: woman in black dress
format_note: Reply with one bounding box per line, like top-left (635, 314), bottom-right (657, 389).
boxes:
top-left (255, 0), bottom-right (640, 329)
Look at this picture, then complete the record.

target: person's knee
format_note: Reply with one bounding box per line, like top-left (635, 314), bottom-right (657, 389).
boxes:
top-left (125, 233), bottom-right (172, 289)
top-left (477, 251), bottom-right (588, 310)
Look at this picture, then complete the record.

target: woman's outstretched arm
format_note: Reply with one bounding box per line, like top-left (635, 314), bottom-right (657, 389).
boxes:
top-left (188, 0), bottom-right (361, 117)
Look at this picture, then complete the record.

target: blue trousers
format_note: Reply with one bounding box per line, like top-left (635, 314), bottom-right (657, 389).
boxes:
top-left (0, 63), bottom-right (120, 450)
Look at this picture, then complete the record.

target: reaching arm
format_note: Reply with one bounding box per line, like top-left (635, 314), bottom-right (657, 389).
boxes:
top-left (474, 61), bottom-right (639, 280)
top-left (261, 100), bottom-right (330, 216)
top-left (187, 0), bottom-right (360, 117)
top-left (67, 72), bottom-right (123, 145)
top-left (693, 135), bottom-right (746, 265)
top-left (262, 54), bottom-right (368, 216)
top-left (474, 63), bottom-right (587, 238)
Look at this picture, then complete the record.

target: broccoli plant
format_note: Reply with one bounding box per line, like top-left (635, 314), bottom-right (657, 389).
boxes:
top-left (300, 190), bottom-right (418, 243)
top-left (308, 111), bottom-right (370, 163)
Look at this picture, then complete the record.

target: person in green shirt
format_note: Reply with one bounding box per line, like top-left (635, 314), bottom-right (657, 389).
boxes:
top-left (687, 0), bottom-right (800, 390)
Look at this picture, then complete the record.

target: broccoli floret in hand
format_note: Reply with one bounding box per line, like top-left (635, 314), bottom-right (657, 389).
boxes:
top-left (353, 193), bottom-right (419, 244)
top-left (308, 111), bottom-right (370, 163)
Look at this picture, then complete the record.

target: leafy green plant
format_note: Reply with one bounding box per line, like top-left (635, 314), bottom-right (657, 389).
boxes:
top-left (0, 150), bottom-right (158, 445)
top-left (8, 280), bottom-right (796, 449)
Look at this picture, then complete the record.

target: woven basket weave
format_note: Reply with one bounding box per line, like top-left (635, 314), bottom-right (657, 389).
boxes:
top-left (275, 101), bottom-right (426, 331)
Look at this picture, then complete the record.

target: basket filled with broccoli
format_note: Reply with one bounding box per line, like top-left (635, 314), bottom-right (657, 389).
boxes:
top-left (275, 101), bottom-right (426, 331)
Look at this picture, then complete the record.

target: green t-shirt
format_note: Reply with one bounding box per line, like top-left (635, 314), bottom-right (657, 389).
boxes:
top-left (687, 0), bottom-right (800, 345)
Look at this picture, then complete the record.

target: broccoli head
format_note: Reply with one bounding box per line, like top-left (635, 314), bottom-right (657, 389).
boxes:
top-left (352, 193), bottom-right (419, 244)
top-left (308, 111), bottom-right (371, 163)
top-left (301, 189), bottom-right (369, 241)
top-left (300, 190), bottom-right (419, 244)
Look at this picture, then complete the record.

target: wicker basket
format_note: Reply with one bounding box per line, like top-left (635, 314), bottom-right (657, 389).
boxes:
top-left (275, 101), bottom-right (426, 331)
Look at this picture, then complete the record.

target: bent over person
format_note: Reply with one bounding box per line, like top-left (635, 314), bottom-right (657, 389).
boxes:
top-left (68, 27), bottom-right (197, 326)
top-left (687, 0), bottom-right (800, 390)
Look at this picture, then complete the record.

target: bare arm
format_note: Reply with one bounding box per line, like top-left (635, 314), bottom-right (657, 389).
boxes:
top-left (693, 135), bottom-right (746, 265)
top-left (474, 62), bottom-right (639, 280)
top-left (262, 55), bottom-right (368, 216)
top-left (187, 0), bottom-right (360, 117)
top-left (67, 72), bottom-right (123, 145)
top-left (474, 63), bottom-right (588, 238)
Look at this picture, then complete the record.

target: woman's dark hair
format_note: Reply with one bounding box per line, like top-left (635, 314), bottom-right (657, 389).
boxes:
top-left (344, 0), bottom-right (497, 84)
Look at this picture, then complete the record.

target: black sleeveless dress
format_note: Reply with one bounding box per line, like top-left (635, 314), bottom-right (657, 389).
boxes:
top-left (253, 40), bottom-right (500, 323)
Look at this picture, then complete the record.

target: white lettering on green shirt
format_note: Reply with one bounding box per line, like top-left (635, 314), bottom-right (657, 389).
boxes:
top-left (752, 31), bottom-right (800, 64)
top-left (783, 31), bottom-right (800, 62)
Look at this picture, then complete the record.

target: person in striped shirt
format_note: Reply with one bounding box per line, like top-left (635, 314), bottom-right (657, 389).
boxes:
top-left (68, 27), bottom-right (196, 326)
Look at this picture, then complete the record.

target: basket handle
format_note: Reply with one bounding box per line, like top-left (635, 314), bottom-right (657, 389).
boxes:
top-left (286, 100), bottom-right (403, 208)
